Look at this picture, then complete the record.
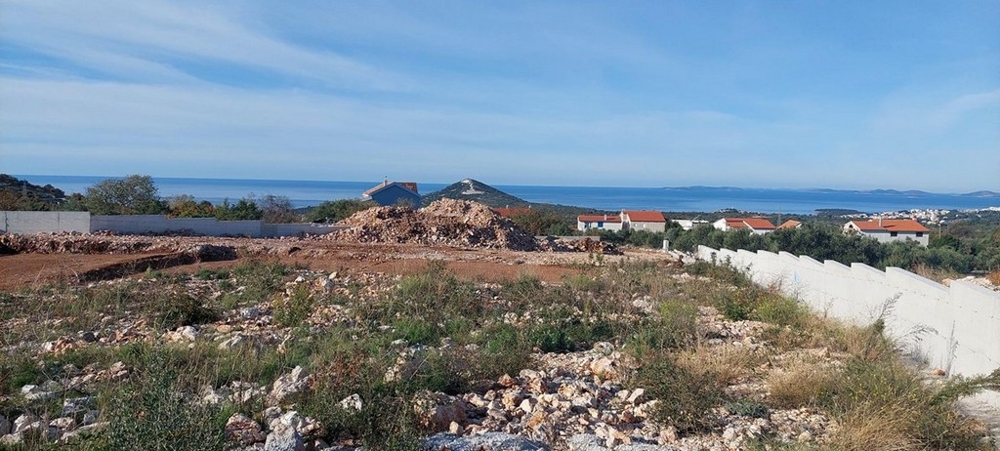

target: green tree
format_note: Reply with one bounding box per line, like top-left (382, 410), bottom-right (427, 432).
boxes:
top-left (214, 197), bottom-right (262, 221)
top-left (305, 199), bottom-right (375, 223)
top-left (83, 174), bottom-right (166, 215)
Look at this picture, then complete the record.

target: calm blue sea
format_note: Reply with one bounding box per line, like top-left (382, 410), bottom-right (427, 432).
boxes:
top-left (15, 175), bottom-right (1000, 215)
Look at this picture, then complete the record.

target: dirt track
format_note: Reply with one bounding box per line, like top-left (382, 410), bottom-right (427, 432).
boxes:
top-left (0, 238), bottom-right (677, 291)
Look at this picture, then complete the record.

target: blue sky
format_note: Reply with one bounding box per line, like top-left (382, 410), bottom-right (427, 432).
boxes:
top-left (1, 1), bottom-right (998, 192)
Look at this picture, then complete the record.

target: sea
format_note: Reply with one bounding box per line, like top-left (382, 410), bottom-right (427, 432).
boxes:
top-left (15, 175), bottom-right (1000, 215)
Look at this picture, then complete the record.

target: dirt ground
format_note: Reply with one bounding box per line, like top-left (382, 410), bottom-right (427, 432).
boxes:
top-left (0, 239), bottom-right (678, 291)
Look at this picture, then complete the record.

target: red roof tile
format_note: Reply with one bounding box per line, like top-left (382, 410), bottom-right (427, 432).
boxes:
top-left (777, 220), bottom-right (801, 230)
top-left (623, 211), bottom-right (666, 222)
top-left (726, 217), bottom-right (776, 230)
top-left (849, 219), bottom-right (929, 233)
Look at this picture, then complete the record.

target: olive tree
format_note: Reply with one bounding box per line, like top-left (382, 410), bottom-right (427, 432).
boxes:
top-left (83, 175), bottom-right (167, 215)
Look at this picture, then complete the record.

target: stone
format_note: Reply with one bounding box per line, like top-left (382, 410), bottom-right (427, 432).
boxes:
top-left (49, 417), bottom-right (76, 431)
top-left (62, 396), bottom-right (95, 418)
top-left (13, 414), bottom-right (39, 434)
top-left (421, 432), bottom-right (549, 451)
top-left (626, 388), bottom-right (645, 404)
top-left (413, 391), bottom-right (468, 433)
top-left (589, 357), bottom-right (618, 380)
top-left (267, 366), bottom-right (311, 406)
top-left (339, 393), bottom-right (362, 411)
top-left (264, 422), bottom-right (304, 451)
top-left (0, 414), bottom-right (10, 435)
top-left (21, 384), bottom-right (57, 401)
top-left (226, 413), bottom-right (266, 445)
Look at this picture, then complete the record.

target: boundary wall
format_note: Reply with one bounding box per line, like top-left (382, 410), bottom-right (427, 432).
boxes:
top-left (1, 211), bottom-right (91, 234)
top-left (2, 211), bottom-right (343, 238)
top-left (696, 245), bottom-right (1000, 409)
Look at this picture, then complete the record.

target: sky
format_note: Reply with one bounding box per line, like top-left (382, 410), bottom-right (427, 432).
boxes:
top-left (1, 1), bottom-right (998, 192)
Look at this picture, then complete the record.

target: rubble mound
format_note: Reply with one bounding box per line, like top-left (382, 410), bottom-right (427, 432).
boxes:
top-left (333, 199), bottom-right (539, 251)
top-left (0, 232), bottom-right (172, 254)
top-left (539, 237), bottom-right (622, 255)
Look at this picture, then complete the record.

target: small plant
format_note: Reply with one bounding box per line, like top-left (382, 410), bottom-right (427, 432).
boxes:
top-left (99, 351), bottom-right (227, 450)
top-left (725, 399), bottom-right (770, 418)
top-left (273, 285), bottom-right (314, 328)
top-left (630, 352), bottom-right (724, 434)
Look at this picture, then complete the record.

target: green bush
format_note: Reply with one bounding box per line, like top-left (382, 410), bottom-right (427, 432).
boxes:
top-left (631, 353), bottom-right (724, 434)
top-left (98, 351), bottom-right (227, 451)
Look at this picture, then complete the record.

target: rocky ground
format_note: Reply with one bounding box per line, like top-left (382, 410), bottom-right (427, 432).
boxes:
top-left (0, 200), bottom-right (996, 450)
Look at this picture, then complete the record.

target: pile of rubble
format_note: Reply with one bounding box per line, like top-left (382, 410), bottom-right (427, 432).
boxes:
top-left (332, 199), bottom-right (540, 251)
top-left (538, 237), bottom-right (622, 255)
top-left (0, 232), bottom-right (169, 254)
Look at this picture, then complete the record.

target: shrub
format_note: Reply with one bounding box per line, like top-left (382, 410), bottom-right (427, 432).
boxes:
top-left (630, 352), bottom-right (724, 434)
top-left (99, 351), bottom-right (227, 450)
top-left (273, 285), bottom-right (314, 328)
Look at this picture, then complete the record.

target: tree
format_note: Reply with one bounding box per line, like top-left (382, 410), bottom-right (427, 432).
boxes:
top-left (83, 175), bottom-right (166, 215)
top-left (213, 197), bottom-right (262, 221)
top-left (259, 194), bottom-right (300, 223)
top-left (305, 199), bottom-right (375, 223)
top-left (167, 195), bottom-right (215, 218)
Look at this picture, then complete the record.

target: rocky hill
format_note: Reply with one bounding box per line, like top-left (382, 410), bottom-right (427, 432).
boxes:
top-left (421, 178), bottom-right (530, 208)
top-left (0, 174), bottom-right (66, 200)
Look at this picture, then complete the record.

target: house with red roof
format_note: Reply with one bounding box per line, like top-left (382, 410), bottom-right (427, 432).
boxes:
top-left (621, 210), bottom-right (667, 232)
top-left (776, 220), bottom-right (802, 230)
top-left (712, 217), bottom-right (777, 235)
top-left (844, 218), bottom-right (929, 246)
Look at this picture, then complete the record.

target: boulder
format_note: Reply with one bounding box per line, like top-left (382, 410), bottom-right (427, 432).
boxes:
top-left (267, 366), bottom-right (311, 406)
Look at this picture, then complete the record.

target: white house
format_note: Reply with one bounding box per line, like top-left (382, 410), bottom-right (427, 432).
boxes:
top-left (844, 219), bottom-right (930, 246)
top-left (713, 217), bottom-right (777, 235)
top-left (671, 219), bottom-right (709, 231)
top-left (621, 210), bottom-right (667, 232)
top-left (577, 214), bottom-right (623, 232)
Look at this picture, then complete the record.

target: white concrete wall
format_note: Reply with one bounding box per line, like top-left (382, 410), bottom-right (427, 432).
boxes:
top-left (1, 211), bottom-right (91, 233)
top-left (261, 223), bottom-right (345, 237)
top-left (3, 212), bottom-right (346, 238)
top-left (629, 221), bottom-right (666, 232)
top-left (696, 245), bottom-right (1000, 409)
top-left (91, 215), bottom-right (264, 237)
top-left (577, 220), bottom-right (623, 232)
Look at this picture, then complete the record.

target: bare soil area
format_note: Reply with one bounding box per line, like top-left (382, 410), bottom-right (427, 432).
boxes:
top-left (0, 238), bottom-right (673, 292)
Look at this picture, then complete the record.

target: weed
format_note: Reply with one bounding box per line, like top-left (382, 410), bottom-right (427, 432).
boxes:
top-left (724, 399), bottom-right (770, 418)
top-left (629, 352), bottom-right (724, 434)
top-left (273, 285), bottom-right (314, 328)
top-left (98, 350), bottom-right (227, 450)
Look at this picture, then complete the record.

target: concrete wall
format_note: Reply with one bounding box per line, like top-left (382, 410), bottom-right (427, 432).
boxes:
top-left (91, 215), bottom-right (263, 237)
top-left (2, 211), bottom-right (344, 238)
top-left (696, 245), bottom-right (1000, 409)
top-left (1, 211), bottom-right (91, 233)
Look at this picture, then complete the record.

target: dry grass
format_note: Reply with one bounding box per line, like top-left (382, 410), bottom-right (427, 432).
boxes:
top-left (766, 363), bottom-right (836, 409)
top-left (987, 270), bottom-right (1000, 287)
top-left (675, 344), bottom-right (767, 386)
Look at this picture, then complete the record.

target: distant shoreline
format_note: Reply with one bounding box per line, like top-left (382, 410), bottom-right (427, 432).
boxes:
top-left (13, 174), bottom-right (1000, 215)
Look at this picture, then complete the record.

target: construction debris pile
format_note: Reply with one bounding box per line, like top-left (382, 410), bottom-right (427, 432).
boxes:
top-left (333, 199), bottom-right (540, 251)
top-left (0, 232), bottom-right (168, 255)
top-left (538, 237), bottom-right (622, 255)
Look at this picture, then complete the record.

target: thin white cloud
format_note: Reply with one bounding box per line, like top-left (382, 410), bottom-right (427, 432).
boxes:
top-left (0, 0), bottom-right (397, 89)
